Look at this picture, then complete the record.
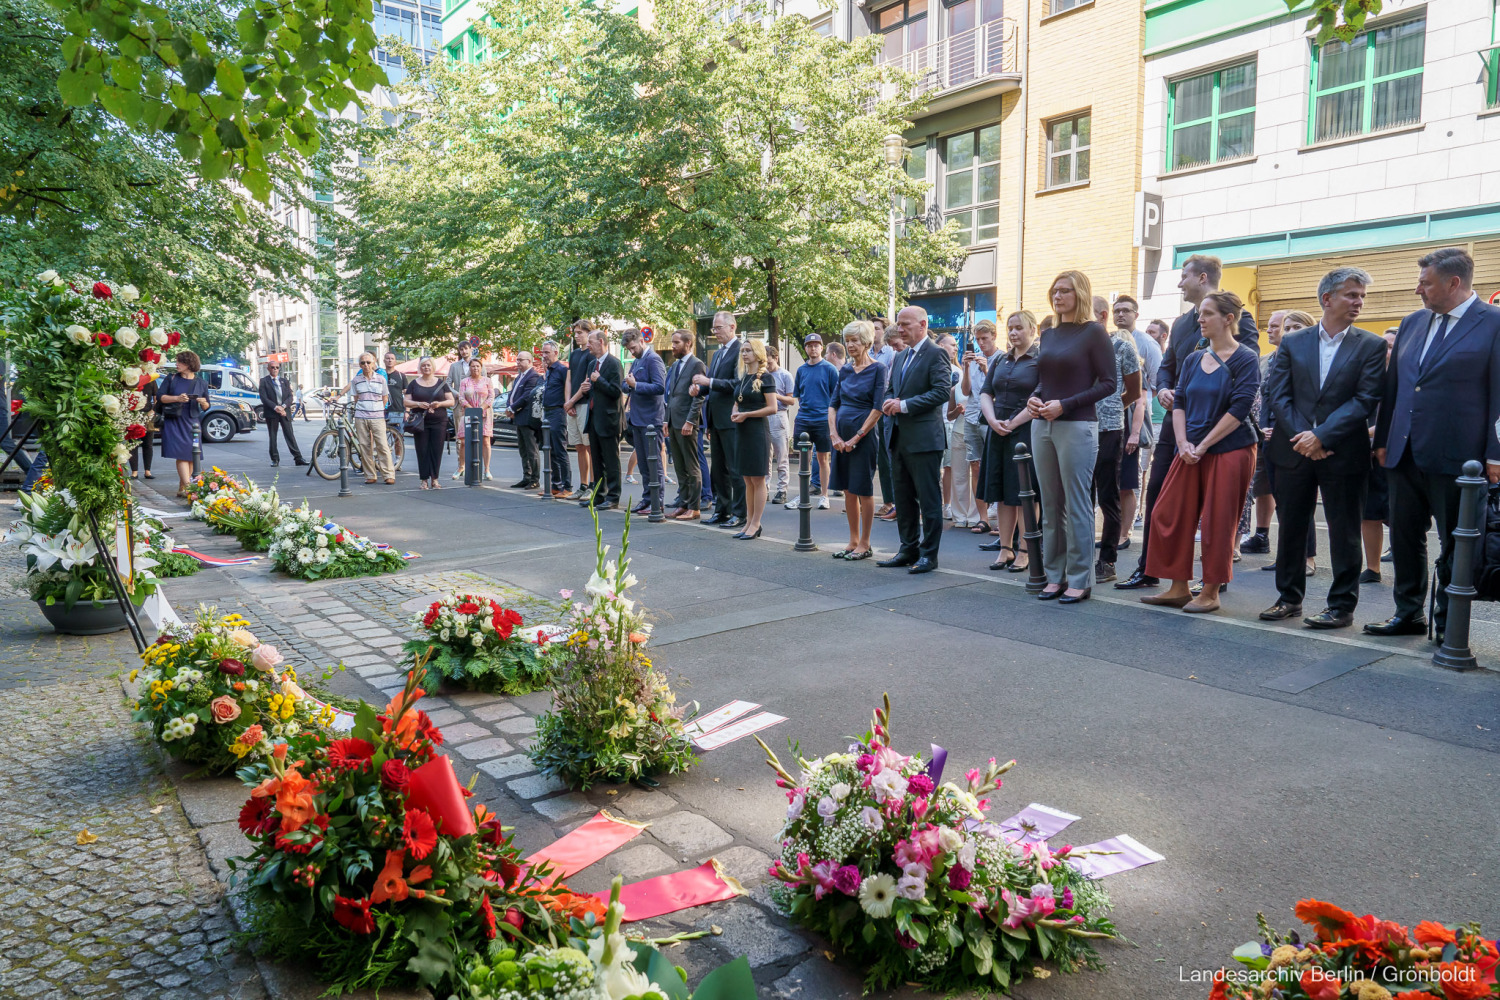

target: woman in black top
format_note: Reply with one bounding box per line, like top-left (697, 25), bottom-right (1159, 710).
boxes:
top-left (1026, 271), bottom-right (1117, 603)
top-left (976, 310), bottom-right (1041, 572)
top-left (730, 339), bottom-right (776, 540)
top-left (405, 356), bottom-right (455, 489)
top-left (129, 376), bottom-right (158, 480)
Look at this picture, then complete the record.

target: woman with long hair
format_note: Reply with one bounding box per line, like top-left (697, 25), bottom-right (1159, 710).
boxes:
top-left (1027, 271), bottom-right (1117, 603)
top-left (405, 356), bottom-right (455, 489)
top-left (976, 310), bottom-right (1041, 572)
top-left (157, 351), bottom-right (211, 496)
top-left (458, 356), bottom-right (495, 480)
top-left (1141, 291), bottom-right (1261, 613)
top-left (828, 320), bottom-right (888, 560)
top-left (730, 339), bottom-right (776, 539)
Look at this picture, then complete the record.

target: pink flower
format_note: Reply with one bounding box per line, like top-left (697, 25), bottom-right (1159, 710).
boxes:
top-left (965, 768), bottom-right (982, 786)
top-left (832, 865), bottom-right (862, 896)
top-left (559, 589), bottom-right (573, 598)
top-left (250, 644), bottom-right (284, 672)
top-left (907, 774), bottom-right (934, 798)
top-left (209, 695), bottom-right (242, 724)
top-left (1000, 887), bottom-right (1056, 929)
top-left (1022, 841), bottom-right (1058, 870)
top-left (809, 860), bottom-right (838, 900)
top-left (893, 826), bottom-right (942, 873)
top-left (948, 865), bottom-right (972, 890)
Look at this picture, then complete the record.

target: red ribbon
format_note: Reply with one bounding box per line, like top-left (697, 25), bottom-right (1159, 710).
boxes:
top-left (525, 811), bottom-right (646, 881)
top-left (591, 859), bottom-right (745, 922)
top-left (406, 755), bottom-right (476, 837)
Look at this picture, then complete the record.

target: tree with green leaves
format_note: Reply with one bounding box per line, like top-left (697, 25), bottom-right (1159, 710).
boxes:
top-left (1293, 0), bottom-right (1382, 42)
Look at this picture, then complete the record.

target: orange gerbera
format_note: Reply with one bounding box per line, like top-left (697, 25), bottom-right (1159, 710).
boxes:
top-left (1295, 899), bottom-right (1359, 941)
top-left (1415, 921), bottom-right (1458, 948)
top-left (540, 888), bottom-right (607, 922)
top-left (275, 768), bottom-right (318, 833)
top-left (371, 849), bottom-right (409, 904)
top-left (1299, 969), bottom-right (1341, 1000)
top-left (1439, 962), bottom-right (1490, 1000)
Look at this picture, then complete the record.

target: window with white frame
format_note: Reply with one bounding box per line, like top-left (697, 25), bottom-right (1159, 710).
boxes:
top-left (1044, 112), bottom-right (1090, 188)
top-left (1048, 0), bottom-right (1088, 14)
top-left (943, 125), bottom-right (999, 245)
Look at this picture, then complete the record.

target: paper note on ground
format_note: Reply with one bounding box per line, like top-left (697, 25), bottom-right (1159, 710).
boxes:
top-left (1067, 834), bottom-right (1164, 878)
top-left (692, 711), bottom-right (787, 750)
top-left (999, 803), bottom-right (1081, 844)
top-left (681, 700), bottom-right (760, 739)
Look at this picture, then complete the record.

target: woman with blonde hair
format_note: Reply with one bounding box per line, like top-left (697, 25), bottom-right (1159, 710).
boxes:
top-left (730, 338), bottom-right (777, 540)
top-left (828, 319), bottom-right (889, 560)
top-left (976, 310), bottom-right (1042, 572)
top-left (458, 356), bottom-right (495, 480)
top-left (1027, 270), bottom-right (1117, 603)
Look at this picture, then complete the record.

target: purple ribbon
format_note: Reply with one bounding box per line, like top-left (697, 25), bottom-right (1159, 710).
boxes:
top-left (924, 744), bottom-right (947, 784)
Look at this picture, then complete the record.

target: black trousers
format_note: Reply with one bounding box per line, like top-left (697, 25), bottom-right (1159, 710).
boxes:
top-left (130, 430), bottom-right (155, 472)
top-left (516, 421), bottom-right (541, 484)
top-left (875, 417), bottom-right (894, 504)
top-left (708, 423), bottom-right (745, 519)
top-left (413, 422), bottom-right (445, 480)
top-left (893, 447), bottom-right (943, 562)
top-left (588, 426), bottom-right (621, 504)
top-left (1134, 417), bottom-right (1177, 576)
top-left (265, 412), bottom-right (304, 464)
top-left (545, 408), bottom-right (570, 489)
top-left (630, 423), bottom-right (665, 507)
top-left (1272, 459), bottom-right (1366, 614)
top-left (666, 423), bottom-right (702, 509)
top-left (1388, 451), bottom-right (1464, 625)
top-left (1093, 428), bottom-right (1124, 563)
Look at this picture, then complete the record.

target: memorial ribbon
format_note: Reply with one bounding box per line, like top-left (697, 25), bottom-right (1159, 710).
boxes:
top-left (591, 859), bottom-right (745, 922)
top-left (524, 811), bottom-right (648, 881)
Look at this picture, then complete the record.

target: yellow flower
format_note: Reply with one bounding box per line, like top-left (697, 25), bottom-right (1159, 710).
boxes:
top-left (128, 669), bottom-right (139, 682)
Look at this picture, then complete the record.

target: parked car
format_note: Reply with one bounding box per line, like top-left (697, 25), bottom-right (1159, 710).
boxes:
top-left (201, 396), bottom-right (257, 444)
top-left (199, 364), bottom-right (263, 418)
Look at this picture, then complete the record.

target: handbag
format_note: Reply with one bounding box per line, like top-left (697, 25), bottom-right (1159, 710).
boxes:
top-left (403, 410), bottom-right (424, 434)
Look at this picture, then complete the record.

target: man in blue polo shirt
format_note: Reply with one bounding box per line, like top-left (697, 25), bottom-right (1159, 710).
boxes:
top-left (788, 333), bottom-right (841, 511)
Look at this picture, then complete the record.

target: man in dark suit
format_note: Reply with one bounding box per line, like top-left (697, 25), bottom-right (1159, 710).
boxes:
top-left (506, 350), bottom-right (545, 490)
top-left (622, 328), bottom-right (667, 514)
top-left (876, 306), bottom-right (951, 573)
top-left (1118, 253), bottom-right (1260, 589)
top-left (1368, 247), bottom-right (1500, 640)
top-left (691, 311), bottom-right (746, 529)
top-left (665, 328), bottom-right (707, 520)
top-left (258, 361), bottom-right (306, 467)
top-left (577, 330), bottom-right (624, 509)
top-left (539, 340), bottom-right (571, 497)
top-left (1259, 267), bottom-right (1387, 629)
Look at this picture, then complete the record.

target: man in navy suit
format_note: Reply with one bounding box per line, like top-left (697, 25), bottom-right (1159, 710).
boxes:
top-left (876, 306), bottom-right (952, 573)
top-left (1260, 267), bottom-right (1387, 630)
top-left (622, 327), bottom-right (667, 514)
top-left (692, 311), bottom-right (746, 529)
top-left (1368, 247), bottom-right (1500, 640)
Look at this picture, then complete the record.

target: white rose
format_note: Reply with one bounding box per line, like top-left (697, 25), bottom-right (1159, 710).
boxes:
top-left (315, 535), bottom-right (328, 549)
top-left (120, 366), bottom-right (142, 385)
top-left (150, 329), bottom-right (168, 347)
top-left (65, 324), bottom-right (90, 345)
top-left (439, 628), bottom-right (450, 641)
top-left (365, 550), bottom-right (377, 560)
top-left (141, 362), bottom-right (158, 378)
top-left (112, 443), bottom-right (130, 464)
top-left (36, 269), bottom-right (58, 283)
top-left (114, 327), bottom-right (139, 349)
top-left (119, 284), bottom-right (140, 302)
top-left (99, 394), bottom-right (121, 416)
top-left (454, 624), bottom-right (468, 638)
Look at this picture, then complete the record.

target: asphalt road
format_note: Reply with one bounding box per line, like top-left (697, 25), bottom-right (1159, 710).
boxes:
top-left (184, 421), bottom-right (1500, 999)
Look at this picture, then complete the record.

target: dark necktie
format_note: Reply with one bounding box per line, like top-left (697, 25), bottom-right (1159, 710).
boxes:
top-left (1420, 313), bottom-right (1451, 373)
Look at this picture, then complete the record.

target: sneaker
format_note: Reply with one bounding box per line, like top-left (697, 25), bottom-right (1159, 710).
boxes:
top-left (785, 497), bottom-right (803, 509)
top-left (1240, 533), bottom-right (1270, 554)
top-left (771, 492), bottom-right (787, 506)
top-left (817, 496), bottom-right (830, 510)
top-left (943, 504), bottom-right (953, 520)
top-left (1094, 560), bottom-right (1116, 583)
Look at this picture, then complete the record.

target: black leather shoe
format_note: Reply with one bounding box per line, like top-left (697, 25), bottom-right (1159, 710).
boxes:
top-left (1258, 602), bottom-right (1303, 621)
top-left (594, 501), bottom-right (617, 511)
top-left (270, 461), bottom-right (280, 467)
top-left (510, 479), bottom-right (531, 489)
top-left (293, 459), bottom-right (308, 467)
top-left (1058, 588), bottom-right (1091, 605)
top-left (1359, 569), bottom-right (1381, 584)
top-left (703, 513), bottom-right (727, 525)
top-left (876, 554), bottom-right (917, 568)
top-left (1305, 609), bottom-right (1353, 629)
top-left (978, 540), bottom-right (1004, 551)
top-left (908, 558), bottom-right (936, 574)
top-left (632, 503), bottom-right (652, 515)
top-left (1434, 630), bottom-right (1445, 645)
top-left (1037, 587), bottom-right (1063, 601)
top-left (1363, 614), bottom-right (1428, 637)
top-left (1114, 570), bottom-right (1159, 590)
top-left (720, 517), bottom-right (746, 530)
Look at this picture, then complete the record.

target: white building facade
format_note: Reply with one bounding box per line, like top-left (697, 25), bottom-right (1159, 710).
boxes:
top-left (1138, 0), bottom-right (1500, 334)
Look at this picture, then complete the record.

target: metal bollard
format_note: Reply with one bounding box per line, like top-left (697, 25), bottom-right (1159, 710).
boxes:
top-left (1433, 460), bottom-right (1486, 672)
top-left (644, 425), bottom-right (666, 523)
top-left (1013, 442), bottom-right (1046, 594)
top-left (794, 432), bottom-right (817, 552)
top-left (539, 429), bottom-right (551, 497)
top-left (190, 410), bottom-right (202, 478)
top-left (464, 407), bottom-right (482, 486)
top-left (337, 423), bottom-right (351, 498)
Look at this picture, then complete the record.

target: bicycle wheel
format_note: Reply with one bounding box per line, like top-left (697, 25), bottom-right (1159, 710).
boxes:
top-left (387, 429), bottom-right (405, 472)
top-left (310, 429), bottom-right (343, 481)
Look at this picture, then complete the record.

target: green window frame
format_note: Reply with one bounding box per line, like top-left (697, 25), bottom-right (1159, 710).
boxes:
top-left (1165, 60), bottom-right (1256, 172)
top-left (1308, 14), bottom-right (1425, 145)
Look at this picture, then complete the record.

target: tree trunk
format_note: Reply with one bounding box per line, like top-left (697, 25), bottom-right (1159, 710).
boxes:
top-left (763, 258), bottom-right (780, 351)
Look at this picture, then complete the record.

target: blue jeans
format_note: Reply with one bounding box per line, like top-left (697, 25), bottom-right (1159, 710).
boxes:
top-left (20, 450), bottom-right (47, 492)
top-left (545, 408), bottom-right (570, 489)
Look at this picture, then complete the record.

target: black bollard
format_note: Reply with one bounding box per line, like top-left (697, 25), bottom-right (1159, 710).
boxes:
top-left (464, 407), bottom-right (482, 486)
top-left (644, 425), bottom-right (666, 523)
top-left (337, 421), bottom-right (351, 498)
top-left (539, 431), bottom-right (551, 498)
top-left (190, 409), bottom-right (203, 478)
top-left (794, 432), bottom-right (817, 552)
top-left (1433, 460), bottom-right (1486, 672)
top-left (1013, 442), bottom-right (1046, 594)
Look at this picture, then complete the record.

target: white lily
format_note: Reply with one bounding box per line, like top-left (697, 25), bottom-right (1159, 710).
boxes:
top-left (59, 534), bottom-right (98, 569)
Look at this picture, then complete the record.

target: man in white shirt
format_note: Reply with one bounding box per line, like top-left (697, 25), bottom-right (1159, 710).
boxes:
top-left (340, 352), bottom-right (395, 484)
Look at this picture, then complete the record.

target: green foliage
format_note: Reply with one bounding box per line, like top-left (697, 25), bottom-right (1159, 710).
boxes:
top-left (1291, 0), bottom-right (1383, 43)
top-left (150, 547), bottom-right (203, 578)
top-left (402, 639), bottom-right (551, 697)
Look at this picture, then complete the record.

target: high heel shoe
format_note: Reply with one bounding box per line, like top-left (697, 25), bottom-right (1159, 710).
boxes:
top-left (1037, 587), bottom-right (1063, 601)
top-left (1058, 588), bottom-right (1091, 605)
top-left (734, 527), bottom-right (761, 540)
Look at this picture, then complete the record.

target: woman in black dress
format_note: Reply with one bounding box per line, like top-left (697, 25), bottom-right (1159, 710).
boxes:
top-left (977, 310), bottom-right (1041, 572)
top-left (129, 375), bottom-right (159, 480)
top-left (157, 351), bottom-right (211, 496)
top-left (730, 339), bottom-right (776, 540)
top-left (828, 320), bottom-right (888, 560)
top-left (404, 356), bottom-right (455, 489)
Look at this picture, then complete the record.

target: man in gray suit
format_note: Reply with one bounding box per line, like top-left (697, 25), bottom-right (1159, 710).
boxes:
top-left (664, 329), bottom-right (707, 520)
top-left (877, 306), bottom-right (952, 573)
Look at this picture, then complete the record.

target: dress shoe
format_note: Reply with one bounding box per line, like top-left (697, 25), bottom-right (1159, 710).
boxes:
top-left (876, 554), bottom-right (917, 568)
top-left (734, 528), bottom-right (762, 540)
top-left (1058, 588), bottom-right (1091, 605)
top-left (293, 459), bottom-right (308, 467)
top-left (1304, 608), bottom-right (1353, 629)
top-left (1117, 538), bottom-right (1131, 551)
top-left (510, 479), bottom-right (531, 489)
top-left (719, 517), bottom-right (746, 530)
top-left (551, 489), bottom-right (571, 499)
top-left (594, 500), bottom-right (617, 511)
top-left (1359, 569), bottom-right (1381, 584)
top-left (1258, 602), bottom-right (1303, 621)
top-left (270, 460), bottom-right (280, 467)
top-left (1240, 533), bottom-right (1270, 554)
top-left (1114, 570), bottom-right (1159, 590)
top-left (632, 502), bottom-right (652, 515)
top-left (673, 509), bottom-right (700, 521)
top-left (1363, 614), bottom-right (1428, 637)
top-left (1037, 587), bottom-right (1064, 601)
top-left (703, 513), bottom-right (728, 525)
top-left (1139, 592), bottom-right (1192, 608)
top-left (979, 540), bottom-right (1004, 552)
top-left (907, 557), bottom-right (937, 574)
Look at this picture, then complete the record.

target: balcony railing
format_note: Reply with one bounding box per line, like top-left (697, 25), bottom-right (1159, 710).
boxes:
top-left (880, 18), bottom-right (1018, 100)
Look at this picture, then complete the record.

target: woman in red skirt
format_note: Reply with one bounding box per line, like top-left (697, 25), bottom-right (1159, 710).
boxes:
top-left (1140, 291), bottom-right (1261, 613)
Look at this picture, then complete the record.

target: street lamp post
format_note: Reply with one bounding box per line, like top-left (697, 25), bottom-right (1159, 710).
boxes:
top-left (883, 133), bottom-right (904, 322)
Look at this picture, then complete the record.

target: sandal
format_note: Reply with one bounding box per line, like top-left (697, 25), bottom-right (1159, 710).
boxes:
top-left (1008, 555), bottom-right (1029, 573)
top-left (846, 549), bottom-right (872, 561)
top-left (970, 521), bottom-right (991, 534)
top-left (419, 482), bottom-right (430, 490)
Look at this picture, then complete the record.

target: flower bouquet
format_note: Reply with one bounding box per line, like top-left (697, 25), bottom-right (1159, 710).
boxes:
top-left (131, 606), bottom-right (333, 773)
top-left (186, 466), bottom-right (247, 515)
top-left (204, 481), bottom-right (283, 551)
top-left (758, 696), bottom-right (1117, 993)
top-left (267, 502), bottom-right (405, 580)
top-left (403, 593), bottom-right (551, 695)
top-left (529, 509), bottom-right (695, 790)
top-left (5, 488), bottom-right (160, 611)
top-left (1207, 901), bottom-right (1498, 1000)
top-left (229, 667), bottom-right (596, 996)
top-left (1, 273), bottom-right (170, 515)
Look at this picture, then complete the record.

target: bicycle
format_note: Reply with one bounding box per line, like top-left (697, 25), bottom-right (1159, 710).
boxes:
top-left (307, 390), bottom-right (405, 481)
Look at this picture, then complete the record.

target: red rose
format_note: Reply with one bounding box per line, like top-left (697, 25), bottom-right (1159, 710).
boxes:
top-left (504, 907), bottom-right (523, 930)
top-left (167, 330), bottom-right (181, 346)
top-left (94, 332), bottom-right (114, 347)
top-left (134, 310), bottom-right (151, 329)
top-left (125, 424), bottom-right (147, 441)
top-left (218, 658), bottom-right (245, 675)
top-left (139, 348), bottom-right (161, 364)
top-left (333, 895), bottom-right (375, 935)
top-left (380, 758), bottom-right (411, 792)
top-left (92, 282), bottom-right (112, 299)
top-left (9, 400), bottom-right (20, 416)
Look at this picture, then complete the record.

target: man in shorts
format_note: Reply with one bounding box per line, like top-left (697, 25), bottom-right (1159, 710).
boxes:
top-left (563, 320), bottom-right (595, 497)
